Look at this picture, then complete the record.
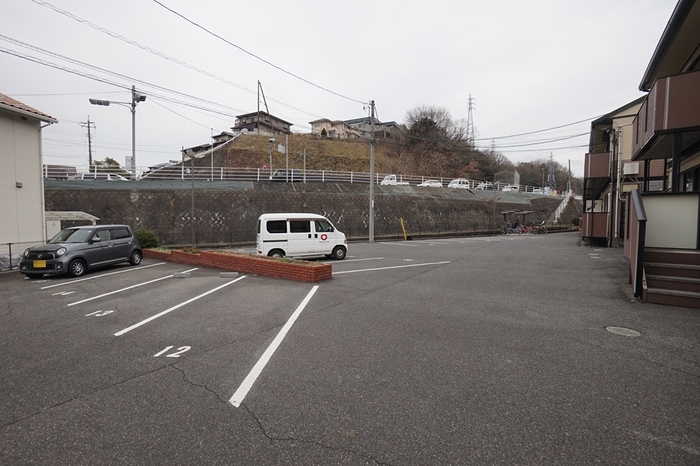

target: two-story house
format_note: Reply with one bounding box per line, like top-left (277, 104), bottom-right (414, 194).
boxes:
top-left (0, 92), bottom-right (56, 263)
top-left (620, 0), bottom-right (700, 308)
top-left (232, 111), bottom-right (292, 136)
top-left (309, 119), bottom-right (361, 139)
top-left (581, 97), bottom-right (667, 246)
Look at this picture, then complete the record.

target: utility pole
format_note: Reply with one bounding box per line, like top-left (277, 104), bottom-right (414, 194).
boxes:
top-left (80, 116), bottom-right (95, 167)
top-left (547, 153), bottom-right (557, 192)
top-left (369, 100), bottom-right (376, 243)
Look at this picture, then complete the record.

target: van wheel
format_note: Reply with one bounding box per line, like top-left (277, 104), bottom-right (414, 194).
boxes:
top-left (68, 259), bottom-right (87, 277)
top-left (331, 246), bottom-right (347, 260)
top-left (268, 249), bottom-right (285, 258)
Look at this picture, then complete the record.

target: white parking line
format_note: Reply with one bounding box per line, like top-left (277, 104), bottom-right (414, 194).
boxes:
top-left (40, 262), bottom-right (166, 289)
top-left (66, 268), bottom-right (199, 307)
top-left (114, 275), bottom-right (247, 336)
top-left (332, 261), bottom-right (450, 275)
top-left (229, 285), bottom-right (319, 408)
top-left (379, 242), bottom-right (418, 247)
top-left (332, 257), bottom-right (385, 263)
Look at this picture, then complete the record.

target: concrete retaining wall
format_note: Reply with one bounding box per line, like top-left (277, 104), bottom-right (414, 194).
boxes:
top-left (44, 181), bottom-right (571, 246)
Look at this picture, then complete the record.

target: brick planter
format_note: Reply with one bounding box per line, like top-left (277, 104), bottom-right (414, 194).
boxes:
top-left (142, 249), bottom-right (332, 283)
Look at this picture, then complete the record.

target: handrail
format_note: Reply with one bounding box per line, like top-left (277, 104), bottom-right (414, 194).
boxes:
top-left (629, 190), bottom-right (647, 298)
top-left (630, 189), bottom-right (647, 223)
top-left (553, 191), bottom-right (572, 223)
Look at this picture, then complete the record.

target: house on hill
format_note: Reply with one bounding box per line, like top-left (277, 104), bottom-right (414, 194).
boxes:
top-left (345, 117), bottom-right (407, 139)
top-left (309, 119), bottom-right (361, 139)
top-left (232, 111), bottom-right (292, 136)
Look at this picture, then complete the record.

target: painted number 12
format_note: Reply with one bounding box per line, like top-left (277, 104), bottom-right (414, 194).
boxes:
top-left (153, 346), bottom-right (191, 358)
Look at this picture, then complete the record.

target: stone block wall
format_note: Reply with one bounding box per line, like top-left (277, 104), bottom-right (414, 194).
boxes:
top-left (44, 181), bottom-right (568, 246)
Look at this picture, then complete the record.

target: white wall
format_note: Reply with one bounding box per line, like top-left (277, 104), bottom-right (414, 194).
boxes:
top-left (643, 193), bottom-right (699, 249)
top-left (0, 110), bottom-right (45, 246)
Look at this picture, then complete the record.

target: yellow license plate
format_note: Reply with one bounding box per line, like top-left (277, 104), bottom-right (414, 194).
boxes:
top-left (33, 260), bottom-right (47, 268)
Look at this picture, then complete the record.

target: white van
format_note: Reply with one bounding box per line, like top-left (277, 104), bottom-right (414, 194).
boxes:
top-left (447, 178), bottom-right (471, 189)
top-left (80, 173), bottom-right (129, 181)
top-left (256, 213), bottom-right (347, 260)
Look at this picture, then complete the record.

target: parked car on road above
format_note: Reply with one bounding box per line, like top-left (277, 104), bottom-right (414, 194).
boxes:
top-left (270, 169), bottom-right (303, 182)
top-left (79, 173), bottom-right (129, 181)
top-left (502, 185), bottom-right (519, 192)
top-left (417, 180), bottom-right (442, 187)
top-left (380, 175), bottom-right (409, 186)
top-left (447, 178), bottom-right (471, 189)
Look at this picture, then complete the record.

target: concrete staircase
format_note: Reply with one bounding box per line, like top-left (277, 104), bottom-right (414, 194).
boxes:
top-left (643, 248), bottom-right (700, 309)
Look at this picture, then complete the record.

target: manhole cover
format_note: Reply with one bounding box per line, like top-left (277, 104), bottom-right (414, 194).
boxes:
top-left (605, 326), bottom-right (641, 337)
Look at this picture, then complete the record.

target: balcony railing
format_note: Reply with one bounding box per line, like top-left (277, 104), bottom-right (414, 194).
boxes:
top-left (584, 152), bottom-right (611, 179)
top-left (581, 212), bottom-right (609, 239)
top-left (632, 70), bottom-right (700, 159)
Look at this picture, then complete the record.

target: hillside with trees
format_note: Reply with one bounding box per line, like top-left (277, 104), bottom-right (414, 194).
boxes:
top-left (220, 106), bottom-right (582, 193)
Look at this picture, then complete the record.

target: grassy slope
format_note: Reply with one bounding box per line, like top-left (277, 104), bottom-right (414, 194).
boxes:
top-left (220, 133), bottom-right (417, 175)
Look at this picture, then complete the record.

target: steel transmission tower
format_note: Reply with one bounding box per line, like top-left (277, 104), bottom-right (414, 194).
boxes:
top-left (466, 94), bottom-right (475, 147)
top-left (547, 153), bottom-right (557, 191)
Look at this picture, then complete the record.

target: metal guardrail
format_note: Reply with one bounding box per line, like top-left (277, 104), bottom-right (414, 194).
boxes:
top-left (42, 165), bottom-right (559, 194)
top-left (0, 240), bottom-right (42, 271)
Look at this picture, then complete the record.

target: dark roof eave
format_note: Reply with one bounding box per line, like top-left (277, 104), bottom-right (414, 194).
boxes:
top-left (639, 0), bottom-right (695, 91)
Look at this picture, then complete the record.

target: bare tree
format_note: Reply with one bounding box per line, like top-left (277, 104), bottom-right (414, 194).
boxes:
top-left (405, 105), bottom-right (465, 146)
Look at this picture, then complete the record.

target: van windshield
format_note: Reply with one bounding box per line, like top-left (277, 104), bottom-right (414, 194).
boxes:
top-left (49, 228), bottom-right (94, 243)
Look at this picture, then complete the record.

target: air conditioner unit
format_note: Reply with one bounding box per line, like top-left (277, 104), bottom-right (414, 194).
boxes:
top-left (623, 162), bottom-right (639, 175)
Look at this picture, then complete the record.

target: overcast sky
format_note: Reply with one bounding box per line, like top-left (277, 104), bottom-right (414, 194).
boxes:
top-left (2, 0), bottom-right (678, 177)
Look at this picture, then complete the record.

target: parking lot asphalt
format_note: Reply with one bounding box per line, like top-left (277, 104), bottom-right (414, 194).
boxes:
top-left (1, 232), bottom-right (699, 465)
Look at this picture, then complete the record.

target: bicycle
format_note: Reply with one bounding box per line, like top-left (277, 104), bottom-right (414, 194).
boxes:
top-left (501, 222), bottom-right (522, 235)
top-left (532, 221), bottom-right (548, 235)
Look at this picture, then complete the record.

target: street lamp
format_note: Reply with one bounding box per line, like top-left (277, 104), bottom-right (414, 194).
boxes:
top-left (89, 85), bottom-right (146, 179)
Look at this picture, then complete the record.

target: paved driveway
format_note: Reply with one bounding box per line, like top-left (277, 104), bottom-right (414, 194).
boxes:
top-left (1, 232), bottom-right (698, 465)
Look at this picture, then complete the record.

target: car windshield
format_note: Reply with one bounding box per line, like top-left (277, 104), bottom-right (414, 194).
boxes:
top-left (48, 228), bottom-right (93, 244)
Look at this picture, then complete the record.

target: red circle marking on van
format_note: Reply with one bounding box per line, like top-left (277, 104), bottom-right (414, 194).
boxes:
top-left (320, 234), bottom-right (328, 241)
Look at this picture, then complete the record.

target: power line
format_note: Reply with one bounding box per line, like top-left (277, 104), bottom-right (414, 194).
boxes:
top-left (151, 0), bottom-right (367, 106)
top-left (0, 45), bottom-right (243, 119)
top-left (474, 116), bottom-right (600, 141)
top-left (31, 0), bottom-right (324, 120)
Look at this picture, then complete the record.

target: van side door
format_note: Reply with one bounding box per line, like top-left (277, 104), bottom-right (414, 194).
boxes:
top-left (287, 219), bottom-right (313, 256)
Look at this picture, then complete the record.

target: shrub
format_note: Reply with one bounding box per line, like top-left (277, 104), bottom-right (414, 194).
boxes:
top-left (135, 228), bottom-right (159, 248)
top-left (572, 217), bottom-right (580, 226)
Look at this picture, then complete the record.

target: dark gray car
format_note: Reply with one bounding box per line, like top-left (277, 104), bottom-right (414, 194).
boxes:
top-left (19, 225), bottom-right (142, 279)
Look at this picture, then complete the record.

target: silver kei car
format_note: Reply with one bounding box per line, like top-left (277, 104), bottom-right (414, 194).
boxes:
top-left (19, 224), bottom-right (142, 279)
